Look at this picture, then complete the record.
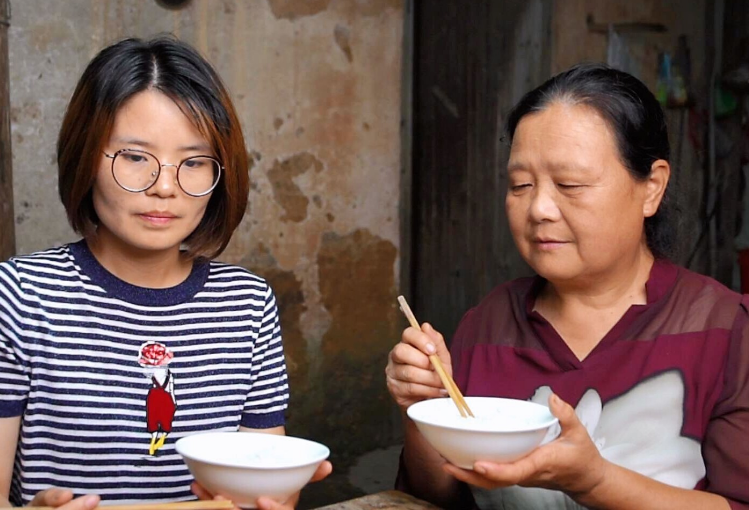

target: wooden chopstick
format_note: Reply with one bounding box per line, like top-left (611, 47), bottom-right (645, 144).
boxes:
top-left (18, 500), bottom-right (236, 510)
top-left (397, 295), bottom-right (474, 418)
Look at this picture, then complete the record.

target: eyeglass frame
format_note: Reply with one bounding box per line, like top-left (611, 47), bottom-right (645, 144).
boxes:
top-left (103, 148), bottom-right (224, 197)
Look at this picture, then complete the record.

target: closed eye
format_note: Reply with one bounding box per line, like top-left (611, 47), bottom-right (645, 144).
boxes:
top-left (510, 184), bottom-right (532, 192)
top-left (558, 184), bottom-right (585, 189)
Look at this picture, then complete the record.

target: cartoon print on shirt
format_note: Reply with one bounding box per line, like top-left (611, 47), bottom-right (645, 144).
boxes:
top-left (472, 371), bottom-right (705, 509)
top-left (138, 341), bottom-right (176, 456)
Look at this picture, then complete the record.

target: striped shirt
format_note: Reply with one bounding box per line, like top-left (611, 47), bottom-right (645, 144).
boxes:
top-left (0, 241), bottom-right (289, 505)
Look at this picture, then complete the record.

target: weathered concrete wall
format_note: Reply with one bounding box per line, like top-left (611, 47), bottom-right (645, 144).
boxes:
top-left (552, 0), bottom-right (705, 85)
top-left (9, 0), bottom-right (403, 505)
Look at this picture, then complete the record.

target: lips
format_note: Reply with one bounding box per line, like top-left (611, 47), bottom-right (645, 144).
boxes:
top-left (531, 236), bottom-right (569, 251)
top-left (138, 211), bottom-right (178, 225)
top-left (141, 211), bottom-right (177, 219)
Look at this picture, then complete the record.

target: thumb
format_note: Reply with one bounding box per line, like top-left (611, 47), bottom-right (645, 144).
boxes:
top-left (548, 393), bottom-right (579, 431)
top-left (256, 497), bottom-right (287, 510)
top-left (421, 323), bottom-right (449, 358)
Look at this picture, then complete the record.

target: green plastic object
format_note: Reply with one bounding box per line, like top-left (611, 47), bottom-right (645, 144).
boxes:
top-left (715, 84), bottom-right (738, 118)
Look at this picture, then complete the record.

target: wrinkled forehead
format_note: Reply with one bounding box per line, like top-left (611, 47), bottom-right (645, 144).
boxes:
top-left (509, 103), bottom-right (620, 168)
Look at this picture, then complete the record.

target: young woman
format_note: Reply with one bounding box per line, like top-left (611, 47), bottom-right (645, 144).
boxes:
top-left (0, 37), bottom-right (330, 510)
top-left (387, 64), bottom-right (749, 509)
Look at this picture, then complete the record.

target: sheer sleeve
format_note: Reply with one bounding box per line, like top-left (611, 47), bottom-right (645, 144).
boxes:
top-left (702, 296), bottom-right (749, 509)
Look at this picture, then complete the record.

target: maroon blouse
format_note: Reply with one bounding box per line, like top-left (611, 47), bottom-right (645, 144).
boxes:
top-left (397, 260), bottom-right (749, 509)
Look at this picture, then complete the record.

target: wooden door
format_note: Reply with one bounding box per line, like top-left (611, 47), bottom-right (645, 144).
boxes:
top-left (410, 0), bottom-right (551, 340)
top-left (0, 0), bottom-right (14, 260)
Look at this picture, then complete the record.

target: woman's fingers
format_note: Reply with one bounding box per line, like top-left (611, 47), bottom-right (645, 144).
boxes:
top-left (386, 343), bottom-right (446, 408)
top-left (28, 489), bottom-right (99, 510)
top-left (421, 322), bottom-right (451, 354)
top-left (388, 340), bottom-right (432, 370)
top-left (190, 481), bottom-right (214, 501)
top-left (387, 376), bottom-right (447, 400)
top-left (443, 464), bottom-right (503, 490)
top-left (255, 497), bottom-right (291, 510)
top-left (401, 324), bottom-right (449, 360)
top-left (441, 394), bottom-right (608, 495)
top-left (29, 488), bottom-right (73, 507)
top-left (309, 460), bottom-right (333, 482)
top-left (191, 462), bottom-right (331, 510)
top-left (442, 441), bottom-right (549, 489)
top-left (387, 323), bottom-right (452, 410)
top-left (40, 494), bottom-right (100, 510)
top-left (67, 495), bottom-right (101, 510)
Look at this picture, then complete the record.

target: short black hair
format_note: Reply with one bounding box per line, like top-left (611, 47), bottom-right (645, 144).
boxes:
top-left (58, 35), bottom-right (250, 261)
top-left (506, 63), bottom-right (677, 259)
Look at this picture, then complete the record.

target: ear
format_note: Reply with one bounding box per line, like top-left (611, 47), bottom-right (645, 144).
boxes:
top-left (643, 159), bottom-right (670, 218)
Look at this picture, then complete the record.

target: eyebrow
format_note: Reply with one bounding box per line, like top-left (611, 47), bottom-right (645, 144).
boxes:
top-left (507, 162), bottom-right (526, 173)
top-left (112, 137), bottom-right (212, 152)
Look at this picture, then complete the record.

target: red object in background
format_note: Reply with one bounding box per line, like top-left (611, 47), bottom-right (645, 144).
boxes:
top-left (739, 249), bottom-right (749, 294)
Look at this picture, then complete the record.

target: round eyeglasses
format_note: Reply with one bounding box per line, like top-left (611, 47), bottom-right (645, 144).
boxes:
top-left (104, 149), bottom-right (223, 197)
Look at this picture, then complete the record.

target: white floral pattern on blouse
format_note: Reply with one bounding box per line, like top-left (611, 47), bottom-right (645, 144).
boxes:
top-left (471, 370), bottom-right (705, 509)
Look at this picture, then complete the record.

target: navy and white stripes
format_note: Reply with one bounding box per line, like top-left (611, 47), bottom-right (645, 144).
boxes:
top-left (0, 241), bottom-right (289, 504)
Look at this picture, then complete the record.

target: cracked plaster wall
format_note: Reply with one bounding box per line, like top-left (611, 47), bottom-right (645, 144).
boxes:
top-left (8, 0), bottom-right (404, 503)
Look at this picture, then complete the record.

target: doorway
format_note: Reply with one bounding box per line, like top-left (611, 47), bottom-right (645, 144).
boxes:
top-left (409, 0), bottom-right (551, 340)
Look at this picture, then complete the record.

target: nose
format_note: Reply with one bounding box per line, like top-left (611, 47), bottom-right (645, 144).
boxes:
top-left (528, 183), bottom-right (562, 223)
top-left (146, 164), bottom-right (179, 198)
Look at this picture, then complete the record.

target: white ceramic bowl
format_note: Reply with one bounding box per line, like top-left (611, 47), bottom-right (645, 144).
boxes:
top-left (407, 397), bottom-right (558, 469)
top-left (176, 431), bottom-right (330, 508)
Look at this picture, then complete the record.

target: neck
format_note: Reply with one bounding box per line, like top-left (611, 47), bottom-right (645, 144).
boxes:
top-left (540, 246), bottom-right (655, 312)
top-left (87, 229), bottom-right (192, 289)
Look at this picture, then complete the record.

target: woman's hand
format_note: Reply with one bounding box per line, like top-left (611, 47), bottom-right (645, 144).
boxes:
top-left (443, 393), bottom-right (608, 499)
top-left (191, 460), bottom-right (332, 510)
top-left (386, 322), bottom-right (451, 411)
top-left (27, 489), bottom-right (100, 510)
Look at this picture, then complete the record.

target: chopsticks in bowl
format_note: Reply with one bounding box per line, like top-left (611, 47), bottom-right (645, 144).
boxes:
top-left (397, 295), bottom-right (474, 418)
top-left (18, 500), bottom-right (236, 510)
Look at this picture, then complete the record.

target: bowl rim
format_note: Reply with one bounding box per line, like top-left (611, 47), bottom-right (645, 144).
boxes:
top-left (175, 431), bottom-right (330, 470)
top-left (407, 396), bottom-right (559, 432)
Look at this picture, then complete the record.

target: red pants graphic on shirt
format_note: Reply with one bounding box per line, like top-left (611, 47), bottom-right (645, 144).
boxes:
top-left (146, 387), bottom-right (176, 433)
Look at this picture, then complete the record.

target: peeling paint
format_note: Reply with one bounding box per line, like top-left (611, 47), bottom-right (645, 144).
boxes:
top-left (11, 102), bottom-right (41, 123)
top-left (267, 152), bottom-right (324, 223)
top-left (266, 0), bottom-right (332, 20)
top-left (318, 228), bottom-right (398, 358)
top-left (297, 228), bottom-right (400, 464)
top-left (334, 24), bottom-right (353, 63)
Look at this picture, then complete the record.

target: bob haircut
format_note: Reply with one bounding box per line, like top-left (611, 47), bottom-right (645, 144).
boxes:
top-left (506, 63), bottom-right (678, 260)
top-left (57, 35), bottom-right (249, 261)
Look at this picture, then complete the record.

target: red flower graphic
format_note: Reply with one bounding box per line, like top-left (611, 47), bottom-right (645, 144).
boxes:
top-left (139, 341), bottom-right (174, 367)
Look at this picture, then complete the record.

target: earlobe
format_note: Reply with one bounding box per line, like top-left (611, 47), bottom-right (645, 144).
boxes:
top-left (643, 159), bottom-right (670, 218)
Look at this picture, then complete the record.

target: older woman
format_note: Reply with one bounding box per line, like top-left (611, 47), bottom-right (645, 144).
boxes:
top-left (386, 63), bottom-right (749, 509)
